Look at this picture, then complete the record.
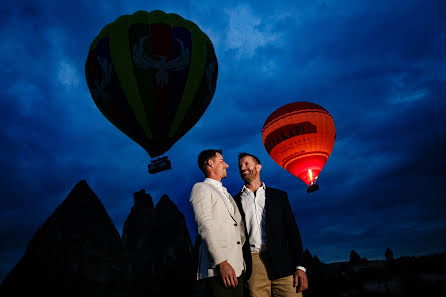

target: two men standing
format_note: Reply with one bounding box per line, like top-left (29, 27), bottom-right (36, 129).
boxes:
top-left (190, 150), bottom-right (308, 297)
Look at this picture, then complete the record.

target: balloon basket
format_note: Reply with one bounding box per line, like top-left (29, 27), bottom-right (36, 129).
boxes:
top-left (306, 182), bottom-right (319, 193)
top-left (148, 156), bottom-right (171, 174)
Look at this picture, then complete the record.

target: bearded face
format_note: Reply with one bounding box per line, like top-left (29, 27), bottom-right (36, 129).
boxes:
top-left (239, 156), bottom-right (260, 183)
top-left (240, 166), bottom-right (258, 183)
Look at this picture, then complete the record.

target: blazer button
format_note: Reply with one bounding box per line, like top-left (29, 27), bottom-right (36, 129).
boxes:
top-left (234, 223), bottom-right (238, 226)
top-left (237, 241), bottom-right (241, 244)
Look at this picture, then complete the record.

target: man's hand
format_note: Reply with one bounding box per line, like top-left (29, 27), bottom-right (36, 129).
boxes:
top-left (218, 260), bottom-right (238, 288)
top-left (293, 269), bottom-right (308, 292)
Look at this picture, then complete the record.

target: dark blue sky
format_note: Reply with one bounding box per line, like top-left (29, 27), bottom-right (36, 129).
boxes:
top-left (1, 0), bottom-right (446, 281)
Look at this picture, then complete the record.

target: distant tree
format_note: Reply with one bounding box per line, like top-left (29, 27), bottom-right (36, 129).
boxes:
top-left (361, 257), bottom-right (368, 264)
top-left (313, 255), bottom-right (321, 265)
top-left (349, 250), bottom-right (362, 264)
top-left (385, 248), bottom-right (394, 262)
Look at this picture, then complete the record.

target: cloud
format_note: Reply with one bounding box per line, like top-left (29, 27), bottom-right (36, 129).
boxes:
top-left (224, 5), bottom-right (285, 59)
top-left (57, 60), bottom-right (81, 89)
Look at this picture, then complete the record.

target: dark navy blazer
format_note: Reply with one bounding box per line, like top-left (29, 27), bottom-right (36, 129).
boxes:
top-left (233, 186), bottom-right (305, 280)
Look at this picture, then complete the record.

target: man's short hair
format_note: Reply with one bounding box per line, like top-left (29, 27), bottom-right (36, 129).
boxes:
top-left (238, 152), bottom-right (261, 164)
top-left (198, 149), bottom-right (222, 175)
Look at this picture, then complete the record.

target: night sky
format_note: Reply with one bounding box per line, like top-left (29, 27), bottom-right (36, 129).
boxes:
top-left (1, 0), bottom-right (446, 282)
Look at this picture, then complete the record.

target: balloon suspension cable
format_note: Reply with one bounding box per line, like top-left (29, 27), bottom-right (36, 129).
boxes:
top-left (148, 155), bottom-right (172, 174)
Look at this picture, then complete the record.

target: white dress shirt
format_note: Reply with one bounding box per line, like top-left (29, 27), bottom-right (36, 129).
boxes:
top-left (239, 183), bottom-right (306, 273)
top-left (240, 183), bottom-right (267, 253)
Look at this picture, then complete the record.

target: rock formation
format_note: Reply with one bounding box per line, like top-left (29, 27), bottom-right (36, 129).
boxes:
top-left (0, 180), bottom-right (125, 296)
top-left (385, 247), bottom-right (394, 263)
top-left (349, 249), bottom-right (362, 265)
top-left (122, 190), bottom-right (194, 297)
top-left (0, 180), bottom-right (195, 297)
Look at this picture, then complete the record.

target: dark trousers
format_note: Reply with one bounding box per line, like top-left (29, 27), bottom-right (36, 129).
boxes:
top-left (206, 274), bottom-right (244, 297)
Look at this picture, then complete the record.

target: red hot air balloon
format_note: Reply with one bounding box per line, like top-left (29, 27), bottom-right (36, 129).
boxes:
top-left (262, 102), bottom-right (336, 193)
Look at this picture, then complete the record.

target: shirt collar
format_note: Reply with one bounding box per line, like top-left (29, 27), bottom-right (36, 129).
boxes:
top-left (204, 178), bottom-right (223, 188)
top-left (241, 182), bottom-right (266, 193)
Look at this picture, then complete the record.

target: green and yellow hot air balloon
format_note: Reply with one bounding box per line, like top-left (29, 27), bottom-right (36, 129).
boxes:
top-left (85, 10), bottom-right (218, 173)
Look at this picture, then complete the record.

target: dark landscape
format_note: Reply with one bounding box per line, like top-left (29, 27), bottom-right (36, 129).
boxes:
top-left (1, 180), bottom-right (445, 297)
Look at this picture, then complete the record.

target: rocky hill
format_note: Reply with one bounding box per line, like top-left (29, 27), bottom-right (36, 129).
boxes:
top-left (0, 180), bottom-right (195, 297)
top-left (302, 249), bottom-right (446, 297)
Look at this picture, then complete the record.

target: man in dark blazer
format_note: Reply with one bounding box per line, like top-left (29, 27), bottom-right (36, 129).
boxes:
top-left (233, 153), bottom-right (308, 297)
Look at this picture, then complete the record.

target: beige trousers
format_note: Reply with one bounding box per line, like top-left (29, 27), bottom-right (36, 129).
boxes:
top-left (247, 252), bottom-right (303, 297)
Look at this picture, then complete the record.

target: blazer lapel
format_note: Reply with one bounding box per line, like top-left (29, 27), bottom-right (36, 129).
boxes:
top-left (234, 193), bottom-right (247, 233)
top-left (229, 195), bottom-right (241, 223)
top-left (207, 183), bottom-right (237, 222)
top-left (231, 194), bottom-right (245, 243)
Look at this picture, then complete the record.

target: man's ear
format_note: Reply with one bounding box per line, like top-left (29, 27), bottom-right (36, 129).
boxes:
top-left (257, 164), bottom-right (262, 172)
top-left (207, 159), bottom-right (213, 168)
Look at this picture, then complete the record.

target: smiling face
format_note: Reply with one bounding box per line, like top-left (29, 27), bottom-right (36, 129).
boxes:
top-left (239, 155), bottom-right (261, 184)
top-left (209, 152), bottom-right (229, 180)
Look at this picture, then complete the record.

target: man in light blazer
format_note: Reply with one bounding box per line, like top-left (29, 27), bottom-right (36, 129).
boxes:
top-left (234, 152), bottom-right (308, 297)
top-left (190, 149), bottom-right (246, 297)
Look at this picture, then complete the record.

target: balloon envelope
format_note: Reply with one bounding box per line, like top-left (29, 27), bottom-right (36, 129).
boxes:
top-left (262, 102), bottom-right (336, 186)
top-left (85, 10), bottom-right (218, 158)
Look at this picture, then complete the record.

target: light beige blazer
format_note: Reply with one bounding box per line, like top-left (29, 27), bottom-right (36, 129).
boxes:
top-left (190, 180), bottom-right (246, 279)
